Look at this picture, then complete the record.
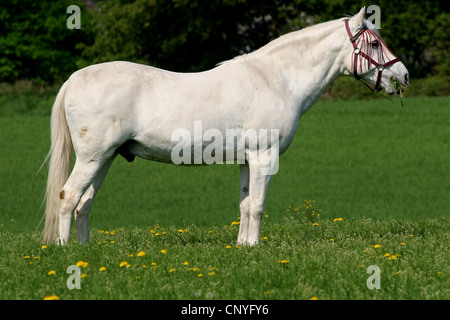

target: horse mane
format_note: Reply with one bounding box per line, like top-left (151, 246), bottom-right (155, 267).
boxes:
top-left (216, 17), bottom-right (348, 67)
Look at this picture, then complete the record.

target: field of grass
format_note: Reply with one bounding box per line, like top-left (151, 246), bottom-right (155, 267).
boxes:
top-left (0, 95), bottom-right (448, 300)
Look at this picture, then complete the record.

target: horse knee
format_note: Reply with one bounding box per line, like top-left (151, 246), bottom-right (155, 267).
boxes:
top-left (249, 201), bottom-right (264, 218)
top-left (239, 197), bottom-right (250, 215)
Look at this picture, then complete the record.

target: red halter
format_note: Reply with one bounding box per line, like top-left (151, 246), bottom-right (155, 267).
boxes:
top-left (344, 19), bottom-right (400, 92)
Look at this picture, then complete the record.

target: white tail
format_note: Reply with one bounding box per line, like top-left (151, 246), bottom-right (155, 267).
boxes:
top-left (42, 82), bottom-right (73, 244)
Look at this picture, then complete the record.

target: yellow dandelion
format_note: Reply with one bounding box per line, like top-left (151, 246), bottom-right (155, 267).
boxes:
top-left (263, 236), bottom-right (268, 240)
top-left (329, 238), bottom-right (334, 242)
top-left (310, 296), bottom-right (319, 300)
top-left (169, 269), bottom-right (175, 273)
top-left (99, 267), bottom-right (106, 272)
top-left (313, 223), bottom-right (319, 226)
top-left (41, 245), bottom-right (47, 249)
top-left (333, 218), bottom-right (343, 222)
top-left (177, 229), bottom-right (184, 233)
top-left (184, 261), bottom-right (189, 265)
top-left (76, 261), bottom-right (89, 268)
top-left (374, 244), bottom-right (381, 248)
top-left (110, 241), bottom-right (115, 244)
top-left (278, 260), bottom-right (290, 264)
top-left (43, 295), bottom-right (59, 300)
top-left (48, 270), bottom-right (56, 276)
top-left (209, 272), bottom-right (215, 276)
top-left (137, 251), bottom-right (146, 257)
top-left (160, 249), bottom-right (167, 254)
top-left (81, 273), bottom-right (87, 278)
top-left (226, 245), bottom-right (232, 249)
top-left (384, 253), bottom-right (391, 257)
top-left (400, 242), bottom-right (405, 246)
top-left (198, 274), bottom-right (203, 277)
top-left (24, 256), bottom-right (30, 259)
top-left (264, 291), bottom-right (271, 295)
top-left (119, 261), bottom-right (130, 268)
top-left (389, 254), bottom-right (401, 260)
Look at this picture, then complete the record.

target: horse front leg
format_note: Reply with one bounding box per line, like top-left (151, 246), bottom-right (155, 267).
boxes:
top-left (237, 164), bottom-right (250, 245)
top-left (236, 157), bottom-right (273, 246)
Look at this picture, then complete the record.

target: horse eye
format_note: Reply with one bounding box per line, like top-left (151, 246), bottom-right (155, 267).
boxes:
top-left (372, 40), bottom-right (379, 48)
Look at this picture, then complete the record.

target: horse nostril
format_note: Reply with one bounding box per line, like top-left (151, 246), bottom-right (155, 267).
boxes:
top-left (404, 73), bottom-right (409, 84)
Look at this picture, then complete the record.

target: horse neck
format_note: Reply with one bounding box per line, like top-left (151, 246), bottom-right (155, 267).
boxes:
top-left (251, 19), bottom-right (348, 113)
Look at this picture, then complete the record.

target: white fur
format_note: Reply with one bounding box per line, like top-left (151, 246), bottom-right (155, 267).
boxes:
top-left (42, 8), bottom-right (408, 245)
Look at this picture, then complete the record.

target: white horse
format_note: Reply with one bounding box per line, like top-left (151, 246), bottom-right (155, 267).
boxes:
top-left (42, 8), bottom-right (408, 245)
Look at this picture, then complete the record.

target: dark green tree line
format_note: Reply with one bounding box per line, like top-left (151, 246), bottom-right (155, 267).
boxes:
top-left (0, 0), bottom-right (448, 84)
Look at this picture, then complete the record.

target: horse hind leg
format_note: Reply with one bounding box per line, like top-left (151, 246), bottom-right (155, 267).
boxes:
top-left (58, 158), bottom-right (108, 245)
top-left (74, 155), bottom-right (116, 243)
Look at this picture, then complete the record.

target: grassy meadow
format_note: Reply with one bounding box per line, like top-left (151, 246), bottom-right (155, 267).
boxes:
top-left (0, 94), bottom-right (448, 300)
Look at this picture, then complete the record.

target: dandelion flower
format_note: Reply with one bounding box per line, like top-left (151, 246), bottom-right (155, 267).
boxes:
top-left (310, 296), bottom-right (319, 300)
top-left (169, 269), bottom-right (175, 273)
top-left (137, 251), bottom-right (146, 257)
top-left (313, 223), bottom-right (319, 226)
top-left (43, 295), bottom-right (59, 300)
top-left (41, 245), bottom-right (47, 249)
top-left (209, 272), bottom-right (215, 276)
top-left (374, 244), bottom-right (381, 248)
top-left (226, 245), bottom-right (232, 249)
top-left (384, 253), bottom-right (391, 257)
top-left (184, 261), bottom-right (189, 265)
top-left (76, 261), bottom-right (88, 268)
top-left (99, 267), bottom-right (106, 272)
top-left (48, 270), bottom-right (56, 276)
top-left (198, 274), bottom-right (203, 277)
top-left (333, 218), bottom-right (343, 222)
top-left (24, 256), bottom-right (30, 259)
top-left (160, 249), bottom-right (167, 254)
top-left (120, 261), bottom-right (130, 268)
top-left (278, 260), bottom-right (290, 264)
top-left (81, 273), bottom-right (88, 278)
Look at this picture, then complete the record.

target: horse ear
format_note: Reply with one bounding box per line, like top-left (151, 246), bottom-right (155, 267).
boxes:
top-left (349, 7), bottom-right (366, 30)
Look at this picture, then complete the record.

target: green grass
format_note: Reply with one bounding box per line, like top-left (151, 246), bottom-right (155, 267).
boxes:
top-left (0, 217), bottom-right (448, 300)
top-left (0, 95), bottom-right (449, 299)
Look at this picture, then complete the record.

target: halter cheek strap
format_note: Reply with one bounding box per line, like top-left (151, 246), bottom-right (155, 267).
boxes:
top-left (344, 20), bottom-right (400, 92)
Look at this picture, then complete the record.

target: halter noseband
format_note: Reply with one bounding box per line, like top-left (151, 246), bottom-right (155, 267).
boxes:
top-left (344, 19), bottom-right (400, 92)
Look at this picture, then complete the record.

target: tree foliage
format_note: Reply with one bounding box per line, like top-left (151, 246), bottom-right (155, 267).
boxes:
top-left (0, 0), bottom-right (448, 84)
